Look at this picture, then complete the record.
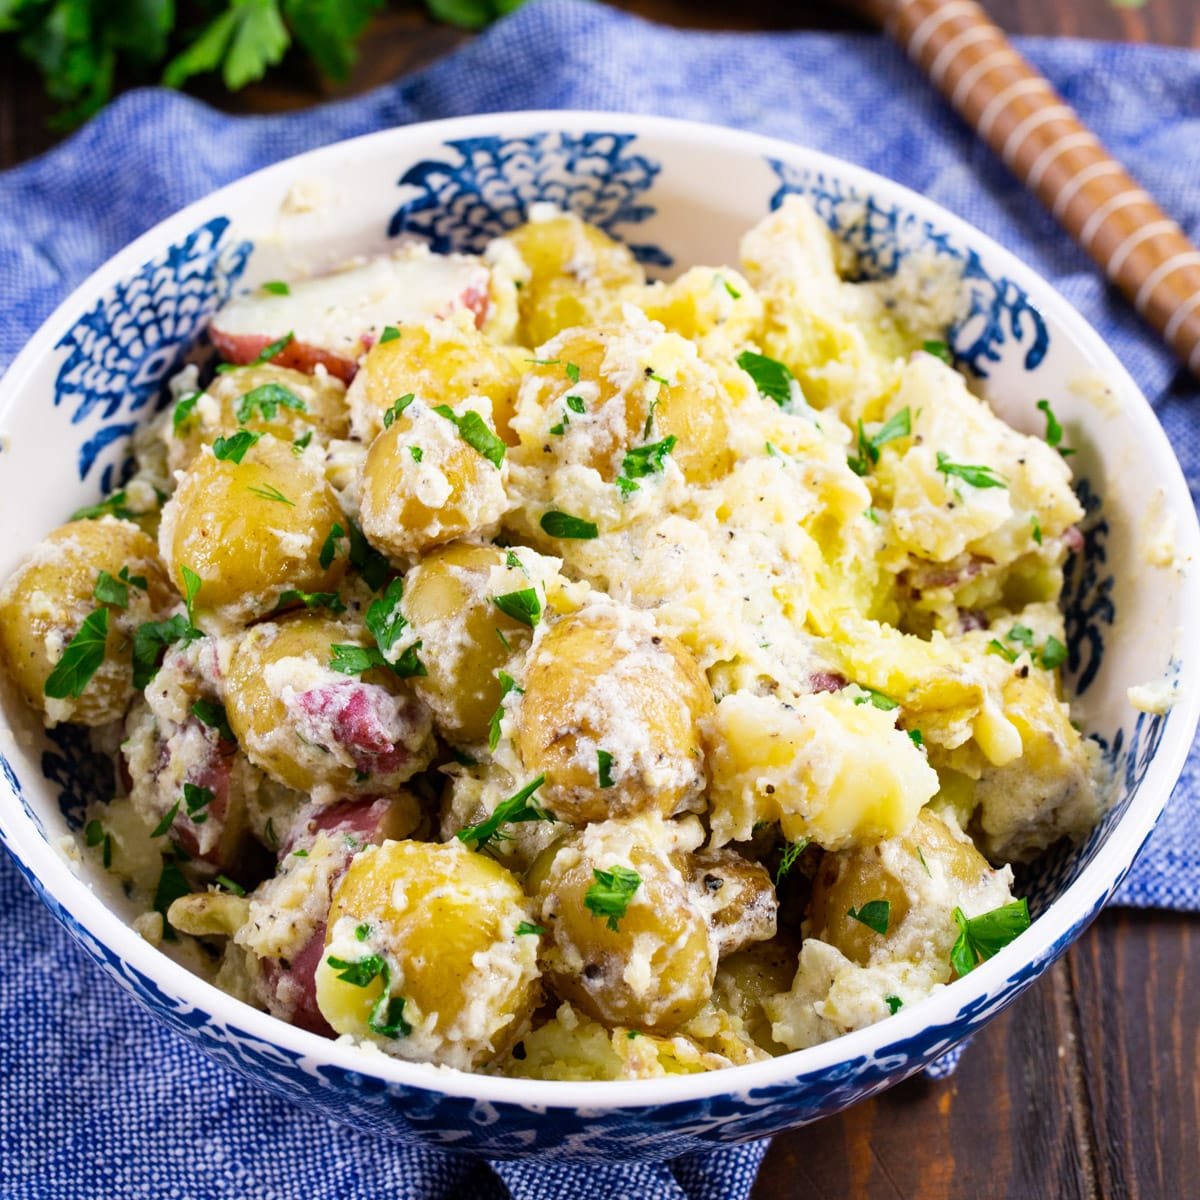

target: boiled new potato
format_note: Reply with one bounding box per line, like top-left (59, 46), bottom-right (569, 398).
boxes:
top-left (515, 605), bottom-right (714, 824)
top-left (158, 434), bottom-right (346, 627)
top-left (504, 212), bottom-right (644, 347)
top-left (225, 613), bottom-right (434, 801)
top-left (315, 839), bottom-right (540, 1068)
top-left (530, 814), bottom-right (715, 1033)
top-left (0, 517), bottom-right (173, 726)
top-left (347, 317), bottom-right (523, 444)
top-left (357, 397), bottom-right (508, 560)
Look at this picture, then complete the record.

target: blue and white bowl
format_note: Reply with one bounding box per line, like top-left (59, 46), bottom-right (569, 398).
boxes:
top-left (0, 113), bottom-right (1196, 1160)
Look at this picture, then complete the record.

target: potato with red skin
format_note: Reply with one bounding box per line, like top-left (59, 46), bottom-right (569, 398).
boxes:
top-left (0, 516), bottom-right (173, 726)
top-left (209, 252), bottom-right (492, 383)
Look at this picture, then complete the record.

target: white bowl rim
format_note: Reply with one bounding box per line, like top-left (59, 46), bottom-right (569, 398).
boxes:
top-left (1, 109), bottom-right (1198, 1114)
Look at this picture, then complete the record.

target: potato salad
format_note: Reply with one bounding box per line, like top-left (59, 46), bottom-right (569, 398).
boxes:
top-left (0, 198), bottom-right (1101, 1080)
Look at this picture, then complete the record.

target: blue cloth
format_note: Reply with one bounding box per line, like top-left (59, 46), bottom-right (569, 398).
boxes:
top-left (1, 1), bottom-right (1199, 1196)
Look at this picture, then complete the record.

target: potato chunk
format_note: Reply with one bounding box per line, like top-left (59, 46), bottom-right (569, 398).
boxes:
top-left (530, 814), bottom-right (716, 1033)
top-left (516, 605), bottom-right (714, 824)
top-left (315, 839), bottom-right (540, 1068)
top-left (159, 435), bottom-right (347, 627)
top-left (357, 397), bottom-right (508, 561)
top-left (0, 516), bottom-right (173, 726)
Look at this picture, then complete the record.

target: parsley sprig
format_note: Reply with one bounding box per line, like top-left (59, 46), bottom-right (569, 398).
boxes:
top-left (584, 865), bottom-right (641, 931)
top-left (325, 952), bottom-right (413, 1039)
top-left (847, 899), bottom-right (891, 935)
top-left (43, 609), bottom-right (109, 700)
top-left (935, 452), bottom-right (1007, 490)
top-left (848, 408), bottom-right (911, 477)
top-left (456, 776), bottom-right (552, 851)
top-left (950, 899), bottom-right (1031, 976)
top-left (736, 350), bottom-right (795, 407)
top-left (431, 405), bottom-right (506, 468)
top-left (616, 435), bottom-right (677, 496)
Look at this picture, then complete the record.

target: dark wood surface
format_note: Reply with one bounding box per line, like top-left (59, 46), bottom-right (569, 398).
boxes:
top-left (2, 4), bottom-right (1197, 1198)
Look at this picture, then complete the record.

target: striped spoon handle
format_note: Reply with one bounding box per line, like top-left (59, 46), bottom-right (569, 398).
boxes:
top-left (862, 0), bottom-right (1200, 378)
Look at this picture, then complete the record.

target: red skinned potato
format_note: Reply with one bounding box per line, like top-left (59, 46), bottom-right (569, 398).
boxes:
top-left (210, 251), bottom-right (491, 383)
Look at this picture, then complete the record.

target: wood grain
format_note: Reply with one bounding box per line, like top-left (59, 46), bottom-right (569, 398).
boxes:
top-left (1, 5), bottom-right (1197, 1198)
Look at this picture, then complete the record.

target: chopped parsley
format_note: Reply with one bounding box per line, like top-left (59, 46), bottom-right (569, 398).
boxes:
top-left (85, 819), bottom-right (113, 869)
top-left (616, 435), bottom-right (677, 496)
top-left (492, 588), bottom-right (541, 629)
top-left (852, 686), bottom-right (900, 712)
top-left (848, 408), bottom-right (911, 476)
top-left (355, 923), bottom-right (372, 941)
top-left (180, 566), bottom-right (203, 624)
top-left (329, 644), bottom-right (389, 675)
top-left (409, 446), bottom-right (423, 462)
top-left (150, 802), bottom-right (180, 838)
top-left (566, 395), bottom-right (586, 414)
top-left (319, 523), bottom-right (344, 570)
top-left (431, 405), bottom-right (506, 468)
top-left (211, 429), bottom-right (261, 463)
top-left (1031, 514), bottom-right (1043, 545)
top-left (215, 874), bottom-right (246, 896)
top-left (907, 728), bottom-right (924, 748)
top-left (347, 521), bottom-right (390, 591)
top-left (261, 280), bottom-right (290, 295)
top-left (584, 865), bottom-right (641, 932)
top-left (365, 577), bottom-right (407, 653)
top-left (234, 382), bottom-right (307, 425)
top-left (885, 995), bottom-right (903, 1014)
top-left (717, 274), bottom-right (741, 299)
top-left (327, 953), bottom-right (387, 986)
top-left (293, 431), bottom-right (314, 453)
top-left (736, 350), bottom-right (794, 407)
top-left (1008, 624), bottom-right (1035, 648)
top-left (191, 699), bottom-right (234, 743)
top-left (505, 550), bottom-right (525, 572)
top-left (131, 615), bottom-right (202, 689)
top-left (1036, 399), bottom-right (1075, 456)
top-left (43, 608), bottom-right (109, 699)
top-left (1040, 636), bottom-right (1067, 671)
top-left (515, 922), bottom-right (545, 936)
top-left (950, 899), bottom-right (1031, 976)
top-left (988, 626), bottom-right (1068, 671)
top-left (847, 899), bottom-right (891, 935)
top-left (382, 392), bottom-right (414, 429)
top-left (565, 362), bottom-right (581, 384)
top-left (172, 391), bottom-right (202, 434)
top-left (775, 837), bottom-right (810, 885)
top-left (153, 859), bottom-right (191, 940)
top-left (935, 452), bottom-right (1007, 490)
top-left (916, 846), bottom-right (931, 877)
top-left (119, 565), bottom-right (148, 591)
top-left (324, 952), bottom-right (412, 1037)
top-left (987, 638), bottom-right (1018, 664)
top-left (379, 325), bottom-right (401, 344)
top-left (216, 331), bottom-right (294, 373)
top-left (922, 339), bottom-right (953, 364)
top-left (247, 482), bottom-right (294, 506)
top-left (596, 749), bottom-right (615, 789)
top-left (540, 510), bottom-right (598, 540)
top-left (71, 490), bottom-right (135, 521)
top-left (488, 672), bottom-right (523, 751)
top-left (93, 569), bottom-right (129, 609)
top-left (456, 776), bottom-right (552, 851)
top-left (273, 588), bottom-right (346, 615)
top-left (183, 782), bottom-right (214, 824)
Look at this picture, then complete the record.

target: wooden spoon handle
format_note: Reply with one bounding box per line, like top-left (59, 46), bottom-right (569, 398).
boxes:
top-left (863, 0), bottom-right (1200, 377)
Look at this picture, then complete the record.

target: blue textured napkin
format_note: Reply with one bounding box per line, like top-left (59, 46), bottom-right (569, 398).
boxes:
top-left (2, 1), bottom-right (1200, 1196)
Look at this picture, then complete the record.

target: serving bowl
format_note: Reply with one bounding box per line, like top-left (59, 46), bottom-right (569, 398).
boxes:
top-left (0, 112), bottom-right (1196, 1160)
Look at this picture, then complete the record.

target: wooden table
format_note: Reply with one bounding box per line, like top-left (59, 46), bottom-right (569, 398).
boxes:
top-left (1, 4), bottom-right (1197, 1197)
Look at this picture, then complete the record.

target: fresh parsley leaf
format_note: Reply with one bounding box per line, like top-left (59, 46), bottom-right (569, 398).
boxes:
top-left (247, 482), bottom-right (294, 506)
top-left (379, 325), bottom-right (401, 344)
top-left (1040, 636), bottom-right (1067, 671)
top-left (150, 802), bottom-right (180, 838)
top-left (852, 687), bottom-right (900, 711)
top-left (71, 491), bottom-right (135, 521)
top-left (154, 859), bottom-right (191, 941)
top-left (192, 699), bottom-right (234, 743)
top-left (596, 749), bottom-right (615, 789)
top-left (365, 577), bottom-right (407, 652)
top-left (736, 350), bottom-right (795, 407)
top-left (43, 608), bottom-right (109, 699)
top-left (848, 408), bottom-right (911, 475)
top-left (215, 874), bottom-right (246, 896)
top-left (645, 370), bottom-right (670, 387)
top-left (180, 566), bottom-right (203, 624)
top-left (93, 570), bottom-right (129, 609)
top-left (370, 992), bottom-right (412, 1039)
top-left (1031, 514), bottom-right (1043, 545)
top-left (515, 921), bottom-right (544, 936)
top-left (456, 775), bottom-right (551, 851)
top-left (132, 615), bottom-right (202, 689)
top-left (355, 923), bottom-right (372, 942)
top-left (431, 405), bottom-right (506, 468)
top-left (273, 588), bottom-right (346, 615)
top-left (718, 274), bottom-right (741, 299)
top-left (935, 452), bottom-right (1007, 490)
top-left (505, 550), bottom-right (525, 572)
top-left (1035, 398), bottom-right (1075, 456)
top-left (382, 393), bottom-right (415, 429)
top-left (215, 332), bottom-right (294, 373)
top-left (987, 638), bottom-right (1018, 664)
top-left (565, 362), bottom-right (581, 384)
top-left (234, 382), bottom-right (307, 424)
top-left (565, 394), bottom-right (586, 414)
top-left (885, 995), bottom-right (903, 1014)
top-left (85, 820), bottom-right (106, 848)
top-left (950, 899), bottom-right (1031, 976)
top-left (923, 340), bottom-right (953, 364)
top-left (327, 953), bottom-right (386, 988)
top-left (1007, 624), bottom-right (1035, 648)
top-left (540, 511), bottom-right (598, 540)
top-left (492, 588), bottom-right (541, 629)
top-left (347, 521), bottom-right (390, 591)
top-left (320, 522), bottom-right (345, 570)
top-left (907, 728), bottom-right (924, 748)
top-left (488, 671), bottom-right (523, 751)
top-left (847, 899), bottom-right (891, 935)
top-left (329, 644), bottom-right (389, 675)
top-left (173, 391), bottom-right (203, 434)
top-left (775, 838), bottom-right (810, 884)
top-left (584, 865), bottom-right (641, 931)
top-left (409, 446), bottom-right (423, 462)
top-left (616, 435), bottom-right (677, 495)
top-left (183, 782), bottom-right (214, 824)
top-left (119, 565), bottom-right (148, 591)
top-left (391, 643), bottom-right (427, 678)
top-left (212, 429), bottom-right (261, 463)
top-left (261, 280), bottom-right (290, 295)
top-left (293, 431), bottom-right (314, 453)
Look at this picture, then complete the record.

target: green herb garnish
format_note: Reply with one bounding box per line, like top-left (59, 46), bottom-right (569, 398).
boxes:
top-left (131, 615), bottom-right (202, 689)
top-left (93, 570), bottom-right (129, 609)
top-left (848, 408), bottom-right (911, 476)
top-left (950, 899), bottom-right (1031, 976)
top-left (540, 510), bottom-right (598, 539)
top-left (616, 434), bottom-right (677, 495)
top-left (923, 340), bottom-right (953, 364)
top-left (515, 921), bottom-right (544, 936)
top-left (212, 429), bottom-right (261, 463)
top-left (456, 775), bottom-right (552, 851)
top-left (183, 782), bottom-right (214, 824)
top-left (584, 865), bottom-right (641, 932)
top-left (492, 588), bottom-right (541, 629)
top-left (488, 672), bottom-right (523, 752)
top-left (261, 281), bottom-right (290, 296)
top-left (191, 698), bottom-right (234, 743)
top-left (71, 491), bottom-right (135, 521)
top-left (365, 577), bottom-right (407, 653)
top-left (382, 393), bottom-right (415, 429)
top-left (852, 687), bottom-right (900, 712)
top-left (173, 391), bottom-right (203, 434)
top-left (379, 325), bottom-right (401, 344)
top-left (1036, 399), bottom-right (1075, 456)
top-left (431, 405), bottom-right (506, 468)
top-left (234, 382), bottom-right (307, 424)
top-left (43, 608), bottom-right (109, 700)
top-left (935, 452), bottom-right (1007, 490)
top-left (847, 899), bottom-right (891, 935)
top-left (775, 838), bottom-right (810, 884)
top-left (217, 331), bottom-right (293, 373)
top-left (596, 749), bottom-right (615, 789)
top-left (273, 588), bottom-right (346, 615)
top-left (736, 350), bottom-right (795, 407)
